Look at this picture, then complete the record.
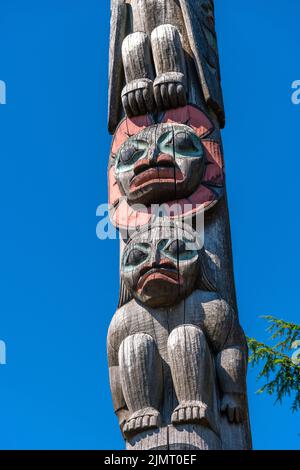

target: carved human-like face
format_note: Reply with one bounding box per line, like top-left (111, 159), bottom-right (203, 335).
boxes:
top-left (121, 224), bottom-right (202, 308)
top-left (114, 124), bottom-right (205, 206)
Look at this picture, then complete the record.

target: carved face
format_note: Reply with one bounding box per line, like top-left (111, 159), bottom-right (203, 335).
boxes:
top-left (121, 224), bottom-right (202, 308)
top-left (114, 124), bottom-right (205, 205)
top-left (109, 106), bottom-right (224, 229)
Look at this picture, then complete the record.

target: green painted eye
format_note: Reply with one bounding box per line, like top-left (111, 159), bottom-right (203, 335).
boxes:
top-left (174, 131), bottom-right (204, 157)
top-left (160, 238), bottom-right (198, 262)
top-left (167, 240), bottom-right (184, 257)
top-left (174, 132), bottom-right (199, 154)
top-left (158, 130), bottom-right (203, 159)
top-left (116, 140), bottom-right (148, 173)
top-left (124, 243), bottom-right (150, 270)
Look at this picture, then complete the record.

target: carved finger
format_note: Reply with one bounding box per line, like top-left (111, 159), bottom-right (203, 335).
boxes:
top-left (227, 407), bottom-right (235, 423)
top-left (142, 415), bottom-right (150, 429)
top-left (161, 83), bottom-right (170, 109)
top-left (135, 416), bottom-right (143, 429)
top-left (171, 410), bottom-right (178, 423)
top-left (186, 407), bottom-right (192, 421)
top-left (149, 415), bottom-right (158, 428)
top-left (192, 406), bottom-right (200, 421)
top-left (168, 83), bottom-right (178, 109)
top-left (135, 89), bottom-right (147, 115)
top-left (128, 92), bottom-right (139, 116)
top-left (177, 84), bottom-right (187, 107)
top-left (123, 422), bottom-right (128, 434)
top-left (178, 407), bottom-right (185, 422)
top-left (128, 419), bottom-right (135, 432)
top-left (122, 95), bottom-right (133, 118)
top-left (143, 87), bottom-right (155, 113)
top-left (154, 85), bottom-right (163, 111)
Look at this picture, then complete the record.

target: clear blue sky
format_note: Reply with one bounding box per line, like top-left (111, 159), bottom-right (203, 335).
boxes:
top-left (0, 0), bottom-right (299, 450)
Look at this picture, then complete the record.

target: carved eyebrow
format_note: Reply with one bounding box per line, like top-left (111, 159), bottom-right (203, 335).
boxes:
top-left (157, 130), bottom-right (173, 144)
top-left (130, 242), bottom-right (150, 251)
top-left (123, 138), bottom-right (148, 147)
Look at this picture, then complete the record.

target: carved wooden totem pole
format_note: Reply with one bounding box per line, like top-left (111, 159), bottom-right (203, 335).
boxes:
top-left (107, 0), bottom-right (252, 450)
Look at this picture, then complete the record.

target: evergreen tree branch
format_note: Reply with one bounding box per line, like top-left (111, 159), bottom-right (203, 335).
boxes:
top-left (247, 316), bottom-right (300, 412)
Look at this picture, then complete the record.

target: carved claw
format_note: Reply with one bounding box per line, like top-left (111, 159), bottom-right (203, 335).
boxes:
top-left (123, 407), bottom-right (161, 438)
top-left (220, 393), bottom-right (245, 424)
top-left (122, 79), bottom-right (155, 117)
top-left (153, 72), bottom-right (187, 111)
top-left (172, 400), bottom-right (218, 435)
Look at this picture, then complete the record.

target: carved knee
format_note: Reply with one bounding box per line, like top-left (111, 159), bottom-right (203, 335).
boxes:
top-left (168, 325), bottom-right (206, 354)
top-left (168, 325), bottom-right (218, 433)
top-left (151, 25), bottom-right (187, 110)
top-left (119, 333), bottom-right (157, 364)
top-left (151, 24), bottom-right (185, 75)
top-left (118, 333), bottom-right (162, 414)
top-left (121, 32), bottom-right (155, 117)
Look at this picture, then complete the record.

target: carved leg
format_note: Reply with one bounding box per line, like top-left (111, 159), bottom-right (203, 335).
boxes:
top-left (119, 333), bottom-right (163, 438)
top-left (121, 32), bottom-right (155, 117)
top-left (168, 325), bottom-right (218, 435)
top-left (151, 24), bottom-right (187, 110)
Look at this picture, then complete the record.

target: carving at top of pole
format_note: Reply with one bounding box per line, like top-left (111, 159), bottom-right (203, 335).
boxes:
top-left (108, 0), bottom-right (225, 134)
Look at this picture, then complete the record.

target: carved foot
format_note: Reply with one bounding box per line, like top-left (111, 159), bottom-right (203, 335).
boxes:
top-left (154, 72), bottom-right (187, 110)
top-left (220, 393), bottom-right (245, 424)
top-left (172, 400), bottom-right (218, 435)
top-left (123, 407), bottom-right (161, 437)
top-left (122, 79), bottom-right (155, 117)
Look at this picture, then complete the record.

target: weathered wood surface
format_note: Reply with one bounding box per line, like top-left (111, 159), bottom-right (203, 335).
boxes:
top-left (109, 0), bottom-right (225, 133)
top-left (106, 0), bottom-right (252, 450)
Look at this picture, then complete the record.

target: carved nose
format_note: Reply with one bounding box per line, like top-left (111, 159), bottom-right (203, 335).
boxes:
top-left (148, 147), bottom-right (158, 165)
top-left (133, 148), bottom-right (158, 175)
top-left (133, 157), bottom-right (150, 176)
top-left (133, 152), bottom-right (175, 176)
top-left (146, 249), bottom-right (161, 267)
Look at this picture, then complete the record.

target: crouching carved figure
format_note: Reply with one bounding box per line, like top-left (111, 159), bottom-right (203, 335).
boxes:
top-left (109, 0), bottom-right (225, 133)
top-left (107, 223), bottom-right (248, 447)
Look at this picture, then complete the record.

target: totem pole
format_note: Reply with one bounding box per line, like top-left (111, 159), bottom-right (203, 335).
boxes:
top-left (107, 0), bottom-right (252, 450)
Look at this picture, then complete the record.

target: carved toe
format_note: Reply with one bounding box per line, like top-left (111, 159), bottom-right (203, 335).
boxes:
top-left (123, 407), bottom-right (161, 438)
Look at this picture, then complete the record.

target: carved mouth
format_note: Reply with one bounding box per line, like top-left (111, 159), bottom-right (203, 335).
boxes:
top-left (137, 265), bottom-right (182, 291)
top-left (130, 168), bottom-right (184, 192)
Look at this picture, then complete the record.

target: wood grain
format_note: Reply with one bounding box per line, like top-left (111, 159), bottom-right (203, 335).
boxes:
top-left (107, 0), bottom-right (252, 450)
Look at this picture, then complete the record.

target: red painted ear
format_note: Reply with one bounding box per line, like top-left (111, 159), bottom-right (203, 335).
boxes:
top-left (111, 114), bottom-right (153, 155)
top-left (161, 105), bottom-right (214, 138)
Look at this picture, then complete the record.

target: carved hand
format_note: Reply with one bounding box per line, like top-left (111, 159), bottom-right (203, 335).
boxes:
top-left (121, 79), bottom-right (155, 117)
top-left (220, 393), bottom-right (245, 424)
top-left (153, 72), bottom-right (187, 111)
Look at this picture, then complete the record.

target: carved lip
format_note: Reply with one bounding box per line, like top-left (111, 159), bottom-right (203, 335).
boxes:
top-left (137, 267), bottom-right (182, 291)
top-left (130, 168), bottom-right (184, 191)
